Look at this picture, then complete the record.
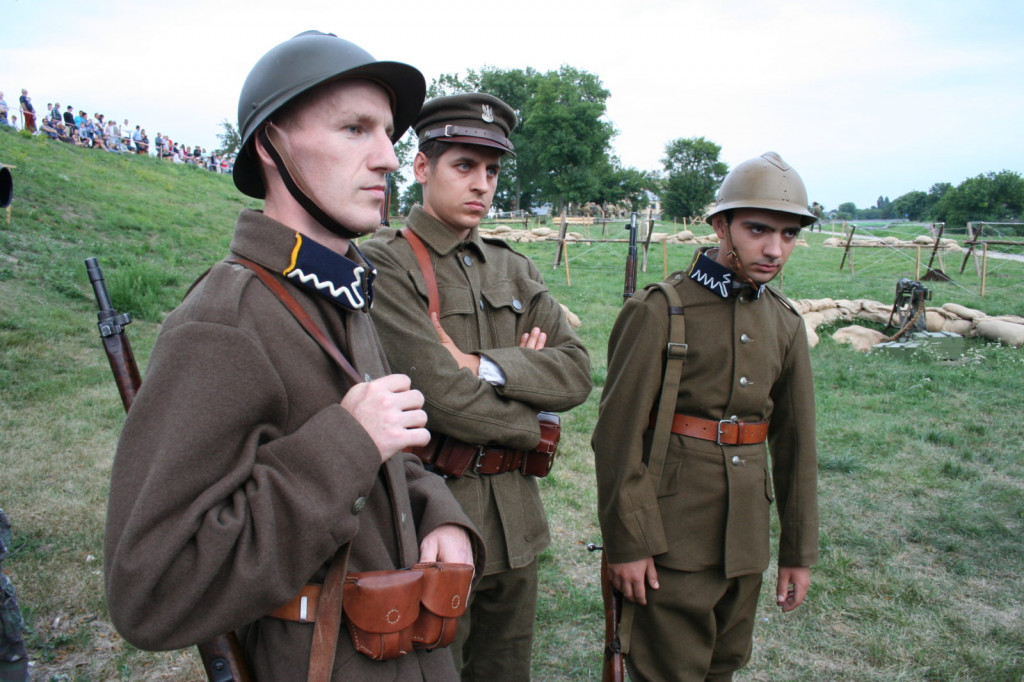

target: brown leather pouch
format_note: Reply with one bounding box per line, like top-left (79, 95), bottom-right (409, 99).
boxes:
top-left (341, 562), bottom-right (474, 661)
top-left (409, 562), bottom-right (474, 649)
top-left (343, 570), bottom-right (422, 661)
top-left (521, 412), bottom-right (561, 477)
top-left (431, 437), bottom-right (480, 478)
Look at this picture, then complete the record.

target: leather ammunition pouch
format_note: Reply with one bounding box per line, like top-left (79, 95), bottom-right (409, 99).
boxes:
top-left (269, 562), bottom-right (473, 662)
top-left (409, 412), bottom-right (560, 478)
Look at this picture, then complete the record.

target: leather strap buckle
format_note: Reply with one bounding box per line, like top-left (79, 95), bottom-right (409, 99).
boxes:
top-left (717, 418), bottom-right (737, 445)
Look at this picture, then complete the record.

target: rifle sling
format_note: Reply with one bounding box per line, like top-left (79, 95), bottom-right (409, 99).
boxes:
top-left (644, 281), bottom-right (687, 487)
top-left (400, 226), bottom-right (440, 320)
top-left (227, 257), bottom-right (357, 681)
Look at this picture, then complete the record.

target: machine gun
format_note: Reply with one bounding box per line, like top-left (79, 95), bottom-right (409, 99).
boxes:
top-left (886, 278), bottom-right (931, 340)
top-left (85, 258), bottom-right (252, 682)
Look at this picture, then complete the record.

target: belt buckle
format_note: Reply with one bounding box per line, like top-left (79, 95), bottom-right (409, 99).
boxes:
top-left (471, 446), bottom-right (488, 474)
top-left (716, 418), bottom-right (738, 445)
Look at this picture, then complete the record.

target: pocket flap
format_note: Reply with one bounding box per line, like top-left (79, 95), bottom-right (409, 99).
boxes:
top-left (411, 562), bottom-right (473, 617)
top-left (343, 570), bottom-right (422, 633)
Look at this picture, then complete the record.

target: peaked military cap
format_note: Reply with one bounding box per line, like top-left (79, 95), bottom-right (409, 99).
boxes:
top-left (415, 92), bottom-right (516, 156)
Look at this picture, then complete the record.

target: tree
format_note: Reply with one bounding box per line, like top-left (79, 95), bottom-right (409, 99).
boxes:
top-left (933, 171), bottom-right (1024, 229)
top-left (659, 137), bottom-right (728, 221)
top-left (835, 202), bottom-right (857, 220)
top-left (215, 119), bottom-right (241, 156)
top-left (889, 190), bottom-right (932, 221)
top-left (418, 65), bottom-right (628, 214)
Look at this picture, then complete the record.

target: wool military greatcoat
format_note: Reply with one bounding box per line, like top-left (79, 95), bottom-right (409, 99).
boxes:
top-left (593, 262), bottom-right (819, 579)
top-left (361, 206), bottom-right (592, 575)
top-left (104, 209), bottom-right (480, 681)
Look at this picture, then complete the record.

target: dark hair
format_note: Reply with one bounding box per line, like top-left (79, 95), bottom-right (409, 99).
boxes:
top-left (417, 139), bottom-right (447, 169)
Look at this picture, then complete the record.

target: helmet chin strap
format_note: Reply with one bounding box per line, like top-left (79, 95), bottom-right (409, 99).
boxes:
top-left (258, 124), bottom-right (363, 240)
top-left (718, 218), bottom-right (760, 290)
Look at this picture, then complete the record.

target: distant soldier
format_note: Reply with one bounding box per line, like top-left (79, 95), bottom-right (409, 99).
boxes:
top-left (594, 152), bottom-right (820, 681)
top-left (811, 201), bottom-right (825, 231)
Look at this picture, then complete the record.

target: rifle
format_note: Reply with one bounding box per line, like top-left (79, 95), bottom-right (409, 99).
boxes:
top-left (587, 544), bottom-right (625, 682)
top-left (85, 258), bottom-right (253, 682)
top-left (380, 171), bottom-right (392, 227)
top-left (623, 211), bottom-right (639, 302)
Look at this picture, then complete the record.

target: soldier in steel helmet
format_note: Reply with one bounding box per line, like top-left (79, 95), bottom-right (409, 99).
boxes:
top-left (104, 31), bottom-right (481, 680)
top-left (361, 93), bottom-right (592, 680)
top-left (593, 152), bottom-right (819, 681)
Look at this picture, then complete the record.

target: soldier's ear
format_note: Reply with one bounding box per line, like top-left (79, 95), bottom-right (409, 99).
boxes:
top-left (413, 151), bottom-right (430, 185)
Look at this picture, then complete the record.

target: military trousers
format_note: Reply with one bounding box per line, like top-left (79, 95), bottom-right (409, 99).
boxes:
top-left (622, 566), bottom-right (762, 682)
top-left (451, 560), bottom-right (538, 681)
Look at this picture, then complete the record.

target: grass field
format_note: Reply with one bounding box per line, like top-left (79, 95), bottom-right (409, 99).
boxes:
top-left (2, 127), bottom-right (1024, 680)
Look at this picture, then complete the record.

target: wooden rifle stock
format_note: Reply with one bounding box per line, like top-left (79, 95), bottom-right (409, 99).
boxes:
top-left (85, 258), bottom-right (253, 682)
top-left (623, 211), bottom-right (639, 302)
top-left (587, 545), bottom-right (625, 682)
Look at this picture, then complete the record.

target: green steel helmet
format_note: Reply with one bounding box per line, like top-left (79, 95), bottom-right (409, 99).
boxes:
top-left (708, 151), bottom-right (817, 227)
top-left (233, 30), bottom-right (425, 198)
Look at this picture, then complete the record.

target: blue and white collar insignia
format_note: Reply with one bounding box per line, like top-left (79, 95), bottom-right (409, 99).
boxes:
top-left (282, 233), bottom-right (376, 312)
top-left (687, 250), bottom-right (764, 299)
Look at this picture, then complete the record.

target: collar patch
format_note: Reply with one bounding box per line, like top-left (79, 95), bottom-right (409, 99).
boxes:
top-left (688, 251), bottom-right (734, 298)
top-left (282, 234), bottom-right (376, 312)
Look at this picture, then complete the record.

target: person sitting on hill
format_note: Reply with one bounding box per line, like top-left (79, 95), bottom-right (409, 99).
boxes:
top-left (0, 92), bottom-right (8, 126)
top-left (136, 129), bottom-right (150, 155)
top-left (40, 117), bottom-right (72, 143)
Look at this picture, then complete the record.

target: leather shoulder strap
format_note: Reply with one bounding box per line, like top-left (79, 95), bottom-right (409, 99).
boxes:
top-left (401, 226), bottom-right (440, 320)
top-left (228, 257), bottom-right (364, 386)
top-left (307, 544), bottom-right (351, 682)
top-left (644, 281), bottom-right (687, 487)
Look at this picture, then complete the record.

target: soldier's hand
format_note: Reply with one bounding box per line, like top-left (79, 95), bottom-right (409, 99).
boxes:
top-left (341, 374), bottom-right (429, 462)
top-left (519, 326), bottom-right (547, 350)
top-left (776, 565), bottom-right (810, 612)
top-left (431, 312), bottom-right (481, 375)
top-left (419, 524), bottom-right (474, 567)
top-left (608, 557), bottom-right (659, 605)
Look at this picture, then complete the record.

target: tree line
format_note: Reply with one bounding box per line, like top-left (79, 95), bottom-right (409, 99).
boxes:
top-left (833, 171), bottom-right (1024, 230)
top-left (215, 65), bottom-right (1023, 230)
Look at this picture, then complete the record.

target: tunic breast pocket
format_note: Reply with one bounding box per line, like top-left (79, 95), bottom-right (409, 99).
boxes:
top-left (480, 278), bottom-right (547, 346)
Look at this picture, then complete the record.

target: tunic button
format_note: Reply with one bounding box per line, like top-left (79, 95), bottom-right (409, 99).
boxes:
top-left (363, 373), bottom-right (372, 382)
top-left (351, 497), bottom-right (367, 514)
top-left (479, 299), bottom-right (485, 310)
top-left (740, 333), bottom-right (752, 344)
top-left (731, 455), bottom-right (742, 466)
top-left (462, 255), bottom-right (474, 267)
top-left (512, 299), bottom-right (523, 311)
top-left (739, 376), bottom-right (752, 387)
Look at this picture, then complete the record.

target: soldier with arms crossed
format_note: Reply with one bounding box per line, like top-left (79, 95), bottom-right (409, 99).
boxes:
top-left (362, 93), bottom-right (592, 680)
top-left (593, 152), bottom-right (819, 681)
top-left (104, 31), bottom-right (481, 680)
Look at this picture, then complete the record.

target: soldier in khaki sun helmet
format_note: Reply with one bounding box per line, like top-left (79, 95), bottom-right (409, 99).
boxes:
top-left (594, 152), bottom-right (819, 680)
top-left (104, 30), bottom-right (482, 681)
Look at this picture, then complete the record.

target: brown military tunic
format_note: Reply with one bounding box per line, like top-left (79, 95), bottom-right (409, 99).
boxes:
top-left (104, 209), bottom-right (480, 681)
top-left (361, 206), bottom-right (592, 575)
top-left (593, 256), bottom-right (819, 578)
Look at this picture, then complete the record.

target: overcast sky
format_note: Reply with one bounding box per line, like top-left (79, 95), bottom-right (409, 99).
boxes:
top-left (3, 0), bottom-right (1022, 211)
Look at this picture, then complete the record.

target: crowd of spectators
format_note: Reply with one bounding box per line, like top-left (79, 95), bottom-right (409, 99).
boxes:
top-left (0, 87), bottom-right (235, 175)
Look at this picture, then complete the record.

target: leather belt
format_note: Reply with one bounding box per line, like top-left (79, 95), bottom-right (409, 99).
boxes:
top-left (269, 584), bottom-right (322, 623)
top-left (650, 413), bottom-right (768, 445)
top-left (474, 445), bottom-right (526, 475)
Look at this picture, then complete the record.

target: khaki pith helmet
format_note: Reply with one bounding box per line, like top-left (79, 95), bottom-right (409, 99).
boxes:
top-left (233, 30), bottom-right (425, 198)
top-left (707, 151), bottom-right (816, 227)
